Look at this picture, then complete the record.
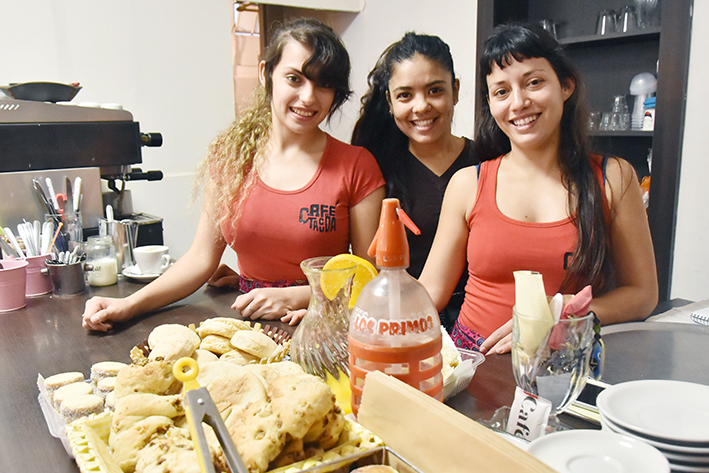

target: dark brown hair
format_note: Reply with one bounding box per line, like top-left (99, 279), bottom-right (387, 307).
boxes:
top-left (475, 23), bottom-right (613, 295)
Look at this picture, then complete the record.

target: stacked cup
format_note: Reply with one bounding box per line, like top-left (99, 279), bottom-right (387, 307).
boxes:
top-left (0, 260), bottom-right (29, 312)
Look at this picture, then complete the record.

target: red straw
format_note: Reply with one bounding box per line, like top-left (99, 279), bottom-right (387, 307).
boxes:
top-left (48, 222), bottom-right (64, 253)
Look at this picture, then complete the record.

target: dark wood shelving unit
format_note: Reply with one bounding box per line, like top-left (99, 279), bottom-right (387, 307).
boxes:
top-left (591, 130), bottom-right (654, 138)
top-left (476, 0), bottom-right (694, 302)
top-left (560, 27), bottom-right (661, 46)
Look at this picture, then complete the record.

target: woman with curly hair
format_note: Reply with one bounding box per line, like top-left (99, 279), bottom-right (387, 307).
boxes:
top-left (82, 18), bottom-right (384, 331)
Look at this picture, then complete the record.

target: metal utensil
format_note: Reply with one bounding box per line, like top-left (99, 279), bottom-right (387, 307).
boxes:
top-left (32, 179), bottom-right (57, 220)
top-left (3, 227), bottom-right (25, 257)
top-left (45, 177), bottom-right (60, 214)
top-left (65, 177), bottom-right (75, 217)
top-left (173, 358), bottom-right (249, 473)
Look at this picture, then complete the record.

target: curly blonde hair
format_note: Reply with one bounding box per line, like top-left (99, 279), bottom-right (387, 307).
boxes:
top-left (194, 18), bottom-right (351, 234)
top-left (195, 87), bottom-right (270, 234)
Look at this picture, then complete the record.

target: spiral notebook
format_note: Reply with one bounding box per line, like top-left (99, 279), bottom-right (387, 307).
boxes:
top-left (690, 307), bottom-right (709, 326)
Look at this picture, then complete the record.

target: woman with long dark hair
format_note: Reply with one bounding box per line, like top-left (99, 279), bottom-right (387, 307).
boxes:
top-left (420, 23), bottom-right (657, 353)
top-left (352, 32), bottom-right (477, 330)
top-left (82, 19), bottom-right (385, 331)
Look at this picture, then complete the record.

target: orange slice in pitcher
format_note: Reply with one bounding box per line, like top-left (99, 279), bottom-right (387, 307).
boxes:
top-left (321, 254), bottom-right (378, 308)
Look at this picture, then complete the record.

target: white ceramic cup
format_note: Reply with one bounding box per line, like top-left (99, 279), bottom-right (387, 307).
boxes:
top-left (132, 245), bottom-right (171, 275)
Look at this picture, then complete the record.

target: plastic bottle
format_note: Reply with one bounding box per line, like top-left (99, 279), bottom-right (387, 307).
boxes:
top-left (348, 198), bottom-right (443, 416)
top-left (642, 96), bottom-right (656, 131)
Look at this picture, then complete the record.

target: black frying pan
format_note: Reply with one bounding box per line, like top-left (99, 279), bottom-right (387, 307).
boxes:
top-left (0, 81), bottom-right (81, 103)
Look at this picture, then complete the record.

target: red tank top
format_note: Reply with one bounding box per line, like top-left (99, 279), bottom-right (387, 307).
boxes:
top-left (459, 155), bottom-right (607, 338)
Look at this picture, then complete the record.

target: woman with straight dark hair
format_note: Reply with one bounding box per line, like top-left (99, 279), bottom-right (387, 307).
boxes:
top-left (420, 23), bottom-right (657, 353)
top-left (352, 32), bottom-right (478, 330)
top-left (82, 18), bottom-right (385, 331)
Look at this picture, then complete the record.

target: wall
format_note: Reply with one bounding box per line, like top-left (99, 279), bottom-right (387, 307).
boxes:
top-left (2, 0), bottom-right (706, 302)
top-left (0, 0), bottom-right (235, 260)
top-left (670, 0), bottom-right (709, 301)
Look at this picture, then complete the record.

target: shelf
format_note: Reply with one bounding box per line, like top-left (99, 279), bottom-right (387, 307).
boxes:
top-left (560, 27), bottom-right (661, 47)
top-left (591, 130), bottom-right (654, 137)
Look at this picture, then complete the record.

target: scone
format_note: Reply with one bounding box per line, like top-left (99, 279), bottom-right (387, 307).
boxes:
top-left (59, 394), bottom-right (105, 423)
top-left (114, 393), bottom-right (184, 419)
top-left (192, 349), bottom-right (219, 368)
top-left (114, 359), bottom-right (181, 398)
top-left (109, 415), bottom-right (175, 473)
top-left (199, 334), bottom-right (234, 356)
top-left (230, 330), bottom-right (277, 359)
top-left (147, 324), bottom-right (201, 362)
top-left (220, 349), bottom-right (260, 366)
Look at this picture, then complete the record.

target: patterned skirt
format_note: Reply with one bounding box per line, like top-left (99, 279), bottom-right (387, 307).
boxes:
top-left (450, 318), bottom-right (486, 352)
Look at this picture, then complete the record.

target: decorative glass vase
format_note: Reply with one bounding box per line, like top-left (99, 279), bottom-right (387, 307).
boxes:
top-left (290, 256), bottom-right (356, 383)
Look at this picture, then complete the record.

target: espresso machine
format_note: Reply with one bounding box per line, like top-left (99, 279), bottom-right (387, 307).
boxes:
top-left (0, 96), bottom-right (165, 257)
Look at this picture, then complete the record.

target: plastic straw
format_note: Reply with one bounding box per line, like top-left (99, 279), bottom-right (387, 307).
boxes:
top-left (48, 222), bottom-right (64, 254)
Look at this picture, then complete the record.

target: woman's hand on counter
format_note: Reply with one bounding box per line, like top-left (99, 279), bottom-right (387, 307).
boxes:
top-left (281, 308), bottom-right (307, 326)
top-left (81, 296), bottom-right (137, 332)
top-left (480, 319), bottom-right (513, 355)
top-left (232, 285), bottom-right (310, 323)
top-left (206, 264), bottom-right (241, 288)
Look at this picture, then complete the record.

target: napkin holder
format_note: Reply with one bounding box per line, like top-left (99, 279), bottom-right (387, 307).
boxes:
top-left (357, 371), bottom-right (555, 473)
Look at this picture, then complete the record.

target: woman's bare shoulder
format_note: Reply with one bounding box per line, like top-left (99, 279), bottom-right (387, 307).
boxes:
top-left (450, 165), bottom-right (480, 186)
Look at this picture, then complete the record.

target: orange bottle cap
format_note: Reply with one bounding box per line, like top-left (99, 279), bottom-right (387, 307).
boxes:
top-left (367, 198), bottom-right (420, 268)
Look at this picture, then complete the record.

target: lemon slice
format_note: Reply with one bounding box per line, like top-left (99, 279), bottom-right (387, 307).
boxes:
top-left (321, 254), bottom-right (378, 308)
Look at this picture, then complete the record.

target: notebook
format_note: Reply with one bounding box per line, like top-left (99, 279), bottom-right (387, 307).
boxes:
top-left (690, 306), bottom-right (709, 326)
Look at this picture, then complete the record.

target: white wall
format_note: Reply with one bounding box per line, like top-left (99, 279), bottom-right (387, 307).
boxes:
top-left (670, 1), bottom-right (709, 301)
top-left (0, 0), bottom-right (235, 260)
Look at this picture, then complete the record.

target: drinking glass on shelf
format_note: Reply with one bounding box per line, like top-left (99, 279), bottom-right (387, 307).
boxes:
top-left (634, 0), bottom-right (660, 28)
top-left (511, 307), bottom-right (595, 415)
top-left (618, 5), bottom-right (639, 33)
top-left (588, 111), bottom-right (602, 131)
top-left (539, 19), bottom-right (557, 39)
top-left (610, 112), bottom-right (630, 131)
top-left (596, 9), bottom-right (617, 36)
top-left (599, 112), bottom-right (612, 131)
top-left (612, 94), bottom-right (629, 114)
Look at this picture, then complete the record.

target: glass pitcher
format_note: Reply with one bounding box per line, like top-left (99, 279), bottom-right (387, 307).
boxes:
top-left (290, 256), bottom-right (356, 401)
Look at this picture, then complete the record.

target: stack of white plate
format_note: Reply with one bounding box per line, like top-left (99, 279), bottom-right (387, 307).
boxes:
top-left (527, 430), bottom-right (670, 473)
top-left (597, 380), bottom-right (709, 473)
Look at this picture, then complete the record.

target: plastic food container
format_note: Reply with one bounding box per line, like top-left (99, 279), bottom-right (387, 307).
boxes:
top-left (443, 348), bottom-right (486, 400)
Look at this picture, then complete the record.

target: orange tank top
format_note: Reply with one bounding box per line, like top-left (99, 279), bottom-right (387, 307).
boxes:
top-left (459, 155), bottom-right (607, 338)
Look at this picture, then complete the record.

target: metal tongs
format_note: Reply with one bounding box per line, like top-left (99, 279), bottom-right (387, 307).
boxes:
top-left (173, 358), bottom-right (249, 473)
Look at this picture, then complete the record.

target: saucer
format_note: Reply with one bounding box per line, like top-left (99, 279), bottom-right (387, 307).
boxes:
top-left (122, 265), bottom-right (163, 282)
top-left (527, 430), bottom-right (670, 473)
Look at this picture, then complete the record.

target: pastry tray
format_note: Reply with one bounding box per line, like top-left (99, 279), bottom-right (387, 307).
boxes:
top-left (66, 412), bottom-right (385, 473)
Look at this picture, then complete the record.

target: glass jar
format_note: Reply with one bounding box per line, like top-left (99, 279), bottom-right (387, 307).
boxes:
top-left (85, 235), bottom-right (118, 286)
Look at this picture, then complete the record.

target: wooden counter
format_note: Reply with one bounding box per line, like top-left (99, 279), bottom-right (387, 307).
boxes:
top-left (8, 278), bottom-right (701, 471)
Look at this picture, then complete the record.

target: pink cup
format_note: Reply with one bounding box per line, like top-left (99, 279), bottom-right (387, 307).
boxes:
top-left (24, 254), bottom-right (53, 296)
top-left (0, 259), bottom-right (29, 312)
